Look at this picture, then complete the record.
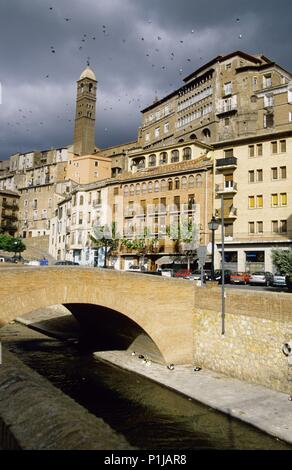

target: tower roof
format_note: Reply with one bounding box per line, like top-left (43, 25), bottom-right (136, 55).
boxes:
top-left (79, 66), bottom-right (96, 81)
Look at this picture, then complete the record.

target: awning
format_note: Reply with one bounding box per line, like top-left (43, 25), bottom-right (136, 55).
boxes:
top-left (155, 256), bottom-right (175, 266)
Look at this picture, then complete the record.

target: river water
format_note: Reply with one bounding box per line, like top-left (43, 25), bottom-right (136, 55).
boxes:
top-left (1, 321), bottom-right (291, 450)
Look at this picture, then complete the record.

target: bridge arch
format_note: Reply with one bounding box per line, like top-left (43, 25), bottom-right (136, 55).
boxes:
top-left (0, 268), bottom-right (194, 364)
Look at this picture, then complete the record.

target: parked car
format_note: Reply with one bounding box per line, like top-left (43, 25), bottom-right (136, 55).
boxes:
top-left (272, 273), bottom-right (287, 287)
top-left (174, 269), bottom-right (192, 278)
top-left (230, 272), bottom-right (251, 285)
top-left (127, 264), bottom-right (141, 271)
top-left (249, 271), bottom-right (274, 286)
top-left (54, 260), bottom-right (80, 265)
top-left (214, 269), bottom-right (232, 284)
top-left (160, 268), bottom-right (174, 277)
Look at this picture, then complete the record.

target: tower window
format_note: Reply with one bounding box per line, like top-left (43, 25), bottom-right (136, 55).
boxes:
top-left (89, 83), bottom-right (93, 93)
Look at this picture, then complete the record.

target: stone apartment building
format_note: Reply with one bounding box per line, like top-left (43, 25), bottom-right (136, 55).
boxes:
top-left (0, 189), bottom-right (20, 236)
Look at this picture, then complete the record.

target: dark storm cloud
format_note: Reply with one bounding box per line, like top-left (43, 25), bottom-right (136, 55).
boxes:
top-left (0, 0), bottom-right (292, 159)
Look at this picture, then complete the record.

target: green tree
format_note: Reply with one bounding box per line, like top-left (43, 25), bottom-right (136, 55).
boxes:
top-left (89, 223), bottom-right (119, 268)
top-left (0, 235), bottom-right (26, 258)
top-left (166, 218), bottom-right (200, 270)
top-left (271, 249), bottom-right (292, 275)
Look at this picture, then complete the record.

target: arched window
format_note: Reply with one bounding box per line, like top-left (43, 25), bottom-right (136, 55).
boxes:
top-left (183, 147), bottom-right (192, 161)
top-left (154, 180), bottom-right (159, 192)
top-left (135, 183), bottom-right (141, 195)
top-left (168, 178), bottom-right (173, 191)
top-left (174, 177), bottom-right (180, 190)
top-left (124, 185), bottom-right (129, 197)
top-left (130, 184), bottom-right (135, 196)
top-left (89, 83), bottom-right (93, 93)
top-left (178, 138), bottom-right (184, 143)
top-left (190, 133), bottom-right (197, 140)
top-left (171, 149), bottom-right (179, 163)
top-left (202, 128), bottom-right (211, 140)
top-left (159, 152), bottom-right (168, 165)
top-left (148, 181), bottom-right (153, 193)
top-left (161, 179), bottom-right (167, 191)
top-left (148, 154), bottom-right (156, 167)
top-left (196, 174), bottom-right (202, 187)
top-left (142, 182), bottom-right (147, 194)
top-left (79, 195), bottom-right (84, 205)
top-left (188, 175), bottom-right (195, 189)
top-left (181, 176), bottom-right (187, 190)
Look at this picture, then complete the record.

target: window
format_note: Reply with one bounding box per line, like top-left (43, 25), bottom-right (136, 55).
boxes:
top-left (164, 122), bottom-right (169, 133)
top-left (280, 220), bottom-right (287, 233)
top-left (171, 150), bottom-right (179, 163)
top-left (183, 147), bottom-right (192, 161)
top-left (94, 161), bottom-right (98, 167)
top-left (249, 170), bottom-right (255, 183)
top-left (257, 195), bottom-right (263, 208)
top-left (155, 127), bottom-right (160, 138)
top-left (257, 169), bottom-right (263, 182)
top-left (224, 81), bottom-right (232, 95)
top-left (280, 166), bottom-right (287, 179)
top-left (264, 114), bottom-right (274, 128)
top-left (257, 221), bottom-right (263, 234)
top-left (263, 74), bottom-right (272, 88)
top-left (280, 140), bottom-right (286, 153)
top-left (280, 193), bottom-right (287, 206)
top-left (78, 212), bottom-right (83, 225)
top-left (88, 212), bottom-right (91, 223)
top-left (289, 111), bottom-right (292, 122)
top-left (161, 180), bottom-right (167, 191)
top-left (149, 154), bottom-right (156, 167)
top-left (188, 175), bottom-right (195, 189)
top-left (195, 174), bottom-right (202, 187)
top-left (272, 194), bottom-right (278, 206)
top-left (181, 176), bottom-right (187, 190)
top-left (264, 94), bottom-right (273, 107)
top-left (271, 141), bottom-right (277, 154)
top-left (130, 185), bottom-right (135, 196)
top-left (257, 143), bottom-right (263, 156)
top-left (224, 117), bottom-right (230, 126)
top-left (249, 222), bottom-right (255, 234)
top-left (148, 182), bottom-right (153, 193)
top-left (252, 77), bottom-right (257, 89)
top-left (124, 185), bottom-right (129, 197)
top-left (174, 196), bottom-right (180, 211)
top-left (145, 132), bottom-right (150, 142)
top-left (248, 145), bottom-right (255, 157)
top-left (41, 209), bottom-right (47, 220)
top-left (114, 187), bottom-right (119, 195)
top-left (168, 179), bottom-right (173, 191)
top-left (154, 180), bottom-right (159, 192)
top-left (142, 183), bottom-right (147, 194)
top-left (174, 178), bottom-right (180, 190)
top-left (272, 167), bottom-right (278, 180)
top-left (135, 184), bottom-right (140, 195)
top-left (33, 199), bottom-right (38, 209)
top-left (224, 149), bottom-right (233, 158)
top-left (159, 152), bottom-right (167, 165)
top-left (272, 220), bottom-right (278, 233)
top-left (249, 196), bottom-right (255, 209)
top-left (79, 195), bottom-right (84, 205)
top-left (225, 63), bottom-right (231, 70)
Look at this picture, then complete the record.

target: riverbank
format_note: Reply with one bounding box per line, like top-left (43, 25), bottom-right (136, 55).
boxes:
top-left (7, 308), bottom-right (292, 447)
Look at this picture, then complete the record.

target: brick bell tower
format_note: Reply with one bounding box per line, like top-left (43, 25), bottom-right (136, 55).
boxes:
top-left (73, 62), bottom-right (97, 156)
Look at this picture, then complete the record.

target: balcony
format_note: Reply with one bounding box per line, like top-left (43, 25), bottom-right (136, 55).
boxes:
top-left (216, 182), bottom-right (237, 194)
top-left (2, 213), bottom-right (18, 221)
top-left (216, 157), bottom-right (237, 170)
top-left (124, 208), bottom-right (135, 218)
top-left (216, 103), bottom-right (237, 116)
top-left (2, 201), bottom-right (19, 210)
top-left (92, 200), bottom-right (102, 208)
top-left (215, 207), bottom-right (237, 219)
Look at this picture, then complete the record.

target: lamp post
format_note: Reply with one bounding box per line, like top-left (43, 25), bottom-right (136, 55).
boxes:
top-left (103, 225), bottom-right (111, 268)
top-left (208, 216), bottom-right (219, 280)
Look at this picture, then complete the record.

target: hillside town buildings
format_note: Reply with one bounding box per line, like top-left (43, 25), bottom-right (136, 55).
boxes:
top-left (1, 51), bottom-right (292, 272)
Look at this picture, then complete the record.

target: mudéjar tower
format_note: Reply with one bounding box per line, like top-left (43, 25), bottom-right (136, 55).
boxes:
top-left (73, 65), bottom-right (97, 156)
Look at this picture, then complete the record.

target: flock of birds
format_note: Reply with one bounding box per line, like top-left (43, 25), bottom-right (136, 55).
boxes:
top-left (3, 5), bottom-right (244, 155)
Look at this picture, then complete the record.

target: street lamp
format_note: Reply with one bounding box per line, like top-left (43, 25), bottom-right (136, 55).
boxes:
top-left (208, 216), bottom-right (219, 280)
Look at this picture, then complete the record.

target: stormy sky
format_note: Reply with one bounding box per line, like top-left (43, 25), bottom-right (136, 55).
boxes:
top-left (0, 0), bottom-right (292, 160)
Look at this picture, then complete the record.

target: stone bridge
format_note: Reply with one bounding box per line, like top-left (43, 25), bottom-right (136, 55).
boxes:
top-left (1, 267), bottom-right (292, 393)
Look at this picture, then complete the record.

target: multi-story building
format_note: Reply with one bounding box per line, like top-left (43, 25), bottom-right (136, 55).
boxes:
top-left (49, 181), bottom-right (110, 265)
top-left (0, 189), bottom-right (20, 236)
